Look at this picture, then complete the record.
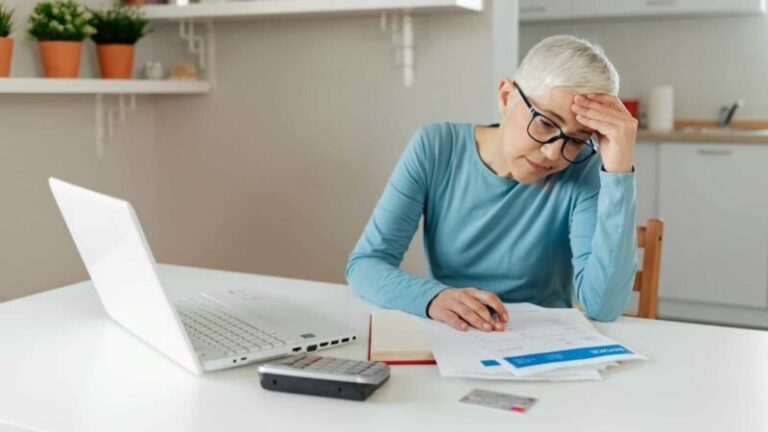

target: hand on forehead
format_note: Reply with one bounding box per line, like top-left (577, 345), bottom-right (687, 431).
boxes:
top-left (532, 86), bottom-right (597, 137)
top-left (573, 93), bottom-right (632, 123)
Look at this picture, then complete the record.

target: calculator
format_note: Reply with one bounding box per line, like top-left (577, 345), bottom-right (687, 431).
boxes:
top-left (257, 354), bottom-right (390, 401)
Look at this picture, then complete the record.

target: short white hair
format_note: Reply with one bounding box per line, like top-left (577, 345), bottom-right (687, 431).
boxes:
top-left (515, 35), bottom-right (619, 98)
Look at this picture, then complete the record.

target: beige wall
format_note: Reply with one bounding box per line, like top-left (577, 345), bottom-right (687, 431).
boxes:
top-left (152, 10), bottom-right (497, 284)
top-left (5, 3), bottom-right (768, 303)
top-left (0, 0), bottom-right (162, 301)
top-left (1, 2), bottom-right (497, 302)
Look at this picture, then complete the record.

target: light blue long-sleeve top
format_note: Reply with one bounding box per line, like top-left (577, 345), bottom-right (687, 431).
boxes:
top-left (346, 123), bottom-right (637, 322)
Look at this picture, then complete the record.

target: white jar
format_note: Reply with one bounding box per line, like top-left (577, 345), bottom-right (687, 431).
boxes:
top-left (647, 85), bottom-right (674, 132)
top-left (143, 61), bottom-right (165, 80)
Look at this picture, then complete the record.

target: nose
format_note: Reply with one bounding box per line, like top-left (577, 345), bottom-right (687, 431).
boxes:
top-left (540, 139), bottom-right (564, 161)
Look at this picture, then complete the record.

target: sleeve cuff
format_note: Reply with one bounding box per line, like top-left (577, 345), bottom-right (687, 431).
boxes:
top-left (599, 166), bottom-right (636, 192)
top-left (414, 283), bottom-right (449, 318)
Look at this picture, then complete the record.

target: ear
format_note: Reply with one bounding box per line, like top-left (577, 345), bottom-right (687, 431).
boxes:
top-left (498, 78), bottom-right (516, 114)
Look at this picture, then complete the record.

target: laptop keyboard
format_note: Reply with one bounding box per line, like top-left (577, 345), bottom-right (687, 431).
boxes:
top-left (176, 295), bottom-right (288, 356)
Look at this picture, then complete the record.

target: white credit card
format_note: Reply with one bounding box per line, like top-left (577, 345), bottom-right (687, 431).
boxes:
top-left (459, 388), bottom-right (537, 413)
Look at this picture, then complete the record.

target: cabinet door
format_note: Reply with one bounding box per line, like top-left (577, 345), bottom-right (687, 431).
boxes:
top-left (659, 143), bottom-right (768, 309)
top-left (519, 0), bottom-right (571, 21)
top-left (630, 0), bottom-right (764, 16)
top-left (635, 141), bottom-right (660, 224)
top-left (677, 0), bottom-right (766, 14)
top-left (535, 0), bottom-right (764, 20)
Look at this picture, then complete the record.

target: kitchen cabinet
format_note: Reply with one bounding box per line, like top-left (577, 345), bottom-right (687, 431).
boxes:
top-left (520, 0), bottom-right (765, 22)
top-left (659, 143), bottom-right (768, 308)
top-left (634, 141), bottom-right (659, 224)
top-left (635, 141), bottom-right (768, 328)
top-left (519, 0), bottom-right (572, 21)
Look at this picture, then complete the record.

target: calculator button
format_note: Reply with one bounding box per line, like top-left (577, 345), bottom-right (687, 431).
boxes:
top-left (362, 365), bottom-right (385, 376)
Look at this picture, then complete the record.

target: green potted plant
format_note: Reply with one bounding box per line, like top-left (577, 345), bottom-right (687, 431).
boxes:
top-left (90, 5), bottom-right (150, 79)
top-left (27, 0), bottom-right (96, 78)
top-left (0, 2), bottom-right (13, 77)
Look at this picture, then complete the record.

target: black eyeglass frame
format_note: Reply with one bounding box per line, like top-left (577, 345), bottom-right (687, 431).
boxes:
top-left (512, 82), bottom-right (598, 164)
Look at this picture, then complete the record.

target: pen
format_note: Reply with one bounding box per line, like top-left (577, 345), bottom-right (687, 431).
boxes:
top-left (486, 305), bottom-right (506, 331)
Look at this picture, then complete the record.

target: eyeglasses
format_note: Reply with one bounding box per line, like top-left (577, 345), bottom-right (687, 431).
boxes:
top-left (513, 82), bottom-right (597, 164)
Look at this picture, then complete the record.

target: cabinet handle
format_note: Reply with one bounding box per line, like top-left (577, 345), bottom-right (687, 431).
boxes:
top-left (520, 6), bottom-right (547, 13)
top-left (646, 0), bottom-right (677, 6)
top-left (696, 149), bottom-right (733, 156)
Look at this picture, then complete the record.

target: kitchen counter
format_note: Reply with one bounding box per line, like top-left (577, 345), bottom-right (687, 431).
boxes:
top-left (637, 128), bottom-right (768, 143)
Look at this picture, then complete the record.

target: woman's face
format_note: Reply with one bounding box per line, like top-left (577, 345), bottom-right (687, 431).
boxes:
top-left (498, 80), bottom-right (595, 184)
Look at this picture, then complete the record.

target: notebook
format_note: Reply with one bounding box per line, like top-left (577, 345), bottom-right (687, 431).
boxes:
top-left (367, 309), bottom-right (435, 365)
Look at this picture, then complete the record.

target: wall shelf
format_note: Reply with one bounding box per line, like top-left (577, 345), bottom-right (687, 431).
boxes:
top-left (0, 78), bottom-right (211, 95)
top-left (142, 0), bottom-right (484, 88)
top-left (0, 1), bottom-right (481, 154)
top-left (0, 78), bottom-right (211, 156)
top-left (141, 0), bottom-right (483, 21)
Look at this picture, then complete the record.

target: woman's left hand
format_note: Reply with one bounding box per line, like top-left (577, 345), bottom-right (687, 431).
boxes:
top-left (571, 94), bottom-right (638, 173)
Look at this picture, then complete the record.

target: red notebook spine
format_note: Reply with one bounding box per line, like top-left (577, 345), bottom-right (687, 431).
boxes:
top-left (367, 315), bottom-right (372, 360)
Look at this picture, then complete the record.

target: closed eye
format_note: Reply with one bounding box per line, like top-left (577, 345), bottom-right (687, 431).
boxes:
top-left (540, 118), bottom-right (557, 129)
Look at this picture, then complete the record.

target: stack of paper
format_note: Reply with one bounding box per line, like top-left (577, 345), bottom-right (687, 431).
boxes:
top-left (368, 309), bottom-right (435, 364)
top-left (419, 303), bottom-right (646, 382)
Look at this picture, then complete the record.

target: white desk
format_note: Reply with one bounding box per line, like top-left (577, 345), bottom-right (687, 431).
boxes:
top-left (0, 265), bottom-right (766, 432)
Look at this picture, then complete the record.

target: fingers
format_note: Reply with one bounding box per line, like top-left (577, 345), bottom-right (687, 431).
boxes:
top-left (427, 290), bottom-right (476, 332)
top-left (462, 290), bottom-right (495, 322)
top-left (574, 94), bottom-right (617, 108)
top-left (474, 290), bottom-right (509, 330)
top-left (573, 94), bottom-right (638, 139)
top-left (574, 114), bottom-right (615, 134)
top-left (574, 94), bottom-right (637, 125)
top-left (584, 93), bottom-right (627, 111)
top-left (450, 299), bottom-right (494, 331)
top-left (573, 94), bottom-right (637, 174)
top-left (427, 287), bottom-right (508, 332)
top-left (579, 93), bottom-right (629, 115)
top-left (433, 309), bottom-right (470, 331)
top-left (572, 98), bottom-right (625, 126)
top-left (472, 290), bottom-right (506, 320)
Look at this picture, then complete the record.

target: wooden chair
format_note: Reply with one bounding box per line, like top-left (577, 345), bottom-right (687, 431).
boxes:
top-left (628, 219), bottom-right (664, 319)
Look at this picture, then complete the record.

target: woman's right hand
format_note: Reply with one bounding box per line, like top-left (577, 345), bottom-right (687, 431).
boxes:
top-left (427, 288), bottom-right (508, 332)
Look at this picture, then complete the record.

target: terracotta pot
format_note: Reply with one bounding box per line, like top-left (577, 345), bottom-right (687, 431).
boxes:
top-left (39, 41), bottom-right (82, 78)
top-left (97, 44), bottom-right (135, 79)
top-left (0, 37), bottom-right (12, 77)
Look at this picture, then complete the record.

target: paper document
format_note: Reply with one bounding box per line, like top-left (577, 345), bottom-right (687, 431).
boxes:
top-left (423, 320), bottom-right (606, 381)
top-left (419, 303), bottom-right (644, 380)
top-left (465, 306), bottom-right (645, 376)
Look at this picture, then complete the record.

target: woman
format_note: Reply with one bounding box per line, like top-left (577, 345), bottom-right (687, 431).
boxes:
top-left (346, 35), bottom-right (638, 332)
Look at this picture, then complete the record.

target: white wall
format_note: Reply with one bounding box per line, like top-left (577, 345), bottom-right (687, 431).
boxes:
top-left (520, 14), bottom-right (768, 120)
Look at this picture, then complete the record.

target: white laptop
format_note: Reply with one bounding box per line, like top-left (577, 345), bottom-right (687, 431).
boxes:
top-left (49, 178), bottom-right (358, 374)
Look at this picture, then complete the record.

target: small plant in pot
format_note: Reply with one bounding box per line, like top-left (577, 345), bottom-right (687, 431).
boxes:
top-left (27, 0), bottom-right (96, 78)
top-left (90, 5), bottom-right (150, 80)
top-left (0, 2), bottom-right (14, 77)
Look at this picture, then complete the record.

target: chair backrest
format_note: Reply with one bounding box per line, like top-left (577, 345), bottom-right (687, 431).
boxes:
top-left (633, 219), bottom-right (664, 319)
